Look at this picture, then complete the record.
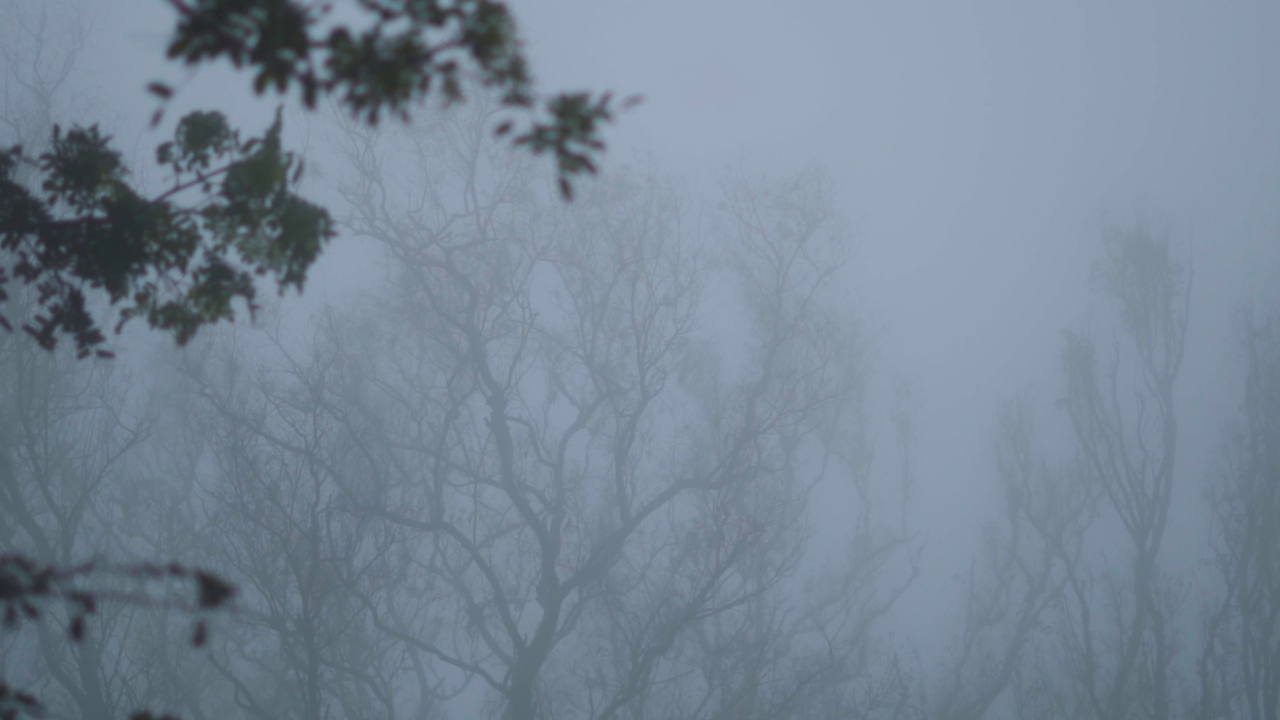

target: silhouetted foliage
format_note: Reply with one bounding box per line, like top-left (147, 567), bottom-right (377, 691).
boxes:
top-left (0, 555), bottom-right (236, 719)
top-left (0, 4), bottom-right (625, 719)
top-left (0, 111), bottom-right (330, 358)
top-left (0, 0), bottom-right (626, 356)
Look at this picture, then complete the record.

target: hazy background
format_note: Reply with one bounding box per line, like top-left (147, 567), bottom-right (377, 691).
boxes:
top-left (512, 0), bottom-right (1280, 629)
top-left (73, 0), bottom-right (1280, 649)
top-left (8, 0), bottom-right (1280, 712)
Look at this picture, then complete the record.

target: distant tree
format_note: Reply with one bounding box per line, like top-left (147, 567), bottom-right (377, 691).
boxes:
top-left (929, 396), bottom-right (1092, 720)
top-left (154, 313), bottom-right (431, 720)
top-left (0, 0), bottom-right (628, 358)
top-left (991, 220), bottom-right (1191, 720)
top-left (1059, 221), bottom-right (1188, 720)
top-left (199, 103), bottom-right (915, 720)
top-left (0, 290), bottom-right (236, 720)
top-left (0, 300), bottom-right (244, 720)
top-left (925, 219), bottom-right (1192, 720)
top-left (1196, 307), bottom-right (1280, 720)
top-left (0, 1), bottom-right (627, 713)
top-left (0, 5), bottom-right (237, 718)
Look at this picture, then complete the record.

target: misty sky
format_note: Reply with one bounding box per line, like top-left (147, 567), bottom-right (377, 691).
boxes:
top-left (513, 0), bottom-right (1280, 539)
top-left (56, 0), bottom-right (1280, 664)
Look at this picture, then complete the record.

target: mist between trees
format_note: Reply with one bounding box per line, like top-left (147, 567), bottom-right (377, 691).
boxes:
top-left (3, 3), bottom-right (1280, 720)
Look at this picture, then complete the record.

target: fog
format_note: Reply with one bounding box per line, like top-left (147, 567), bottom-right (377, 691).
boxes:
top-left (2, 1), bottom-right (1280, 719)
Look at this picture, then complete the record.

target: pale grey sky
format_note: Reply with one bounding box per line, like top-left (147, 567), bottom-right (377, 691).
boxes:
top-left (514, 0), bottom-right (1280, 638)
top-left (54, 0), bottom-right (1280, 668)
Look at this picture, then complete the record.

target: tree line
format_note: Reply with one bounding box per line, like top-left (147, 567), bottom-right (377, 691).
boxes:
top-left (2, 3), bottom-right (1279, 720)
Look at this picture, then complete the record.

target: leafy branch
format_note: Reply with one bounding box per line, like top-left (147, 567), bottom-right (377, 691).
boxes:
top-left (0, 555), bottom-right (236, 719)
top-left (0, 110), bottom-right (331, 356)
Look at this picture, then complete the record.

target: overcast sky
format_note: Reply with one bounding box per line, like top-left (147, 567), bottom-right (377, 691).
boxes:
top-left (64, 0), bottom-right (1280, 654)
top-left (509, 0), bottom-right (1280, 634)
top-left (518, 8), bottom-right (1271, 455)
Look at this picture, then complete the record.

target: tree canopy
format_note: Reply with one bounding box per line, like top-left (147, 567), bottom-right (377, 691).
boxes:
top-left (0, 3), bottom-right (623, 716)
top-left (0, 0), bottom-right (627, 358)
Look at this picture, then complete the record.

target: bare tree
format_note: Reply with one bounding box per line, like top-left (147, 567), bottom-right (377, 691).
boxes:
top-left (1197, 306), bottom-right (1280, 720)
top-left (1048, 220), bottom-right (1191, 720)
top-left (316, 98), bottom-right (916, 720)
top-left (138, 315), bottom-right (435, 720)
top-left (0, 288), bottom-right (161, 720)
top-left (931, 396), bottom-right (1093, 720)
top-left (556, 169), bottom-right (918, 720)
top-left (0, 8), bottom-right (239, 717)
top-left (0, 0), bottom-right (86, 154)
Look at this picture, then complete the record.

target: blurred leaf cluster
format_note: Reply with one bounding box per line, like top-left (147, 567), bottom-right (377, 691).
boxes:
top-left (1, 111), bottom-right (329, 357)
top-left (161, 0), bottom-right (627, 193)
top-left (0, 0), bottom-right (624, 355)
top-left (0, 555), bottom-right (236, 719)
